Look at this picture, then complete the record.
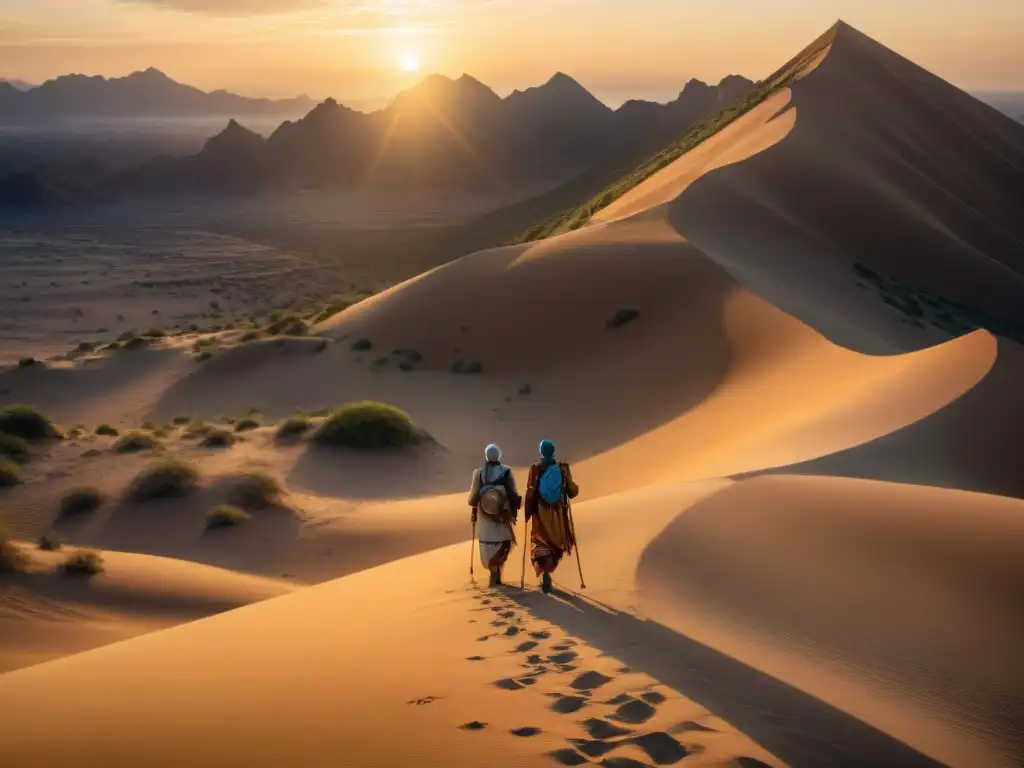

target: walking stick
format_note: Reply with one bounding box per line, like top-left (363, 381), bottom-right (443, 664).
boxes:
top-left (567, 500), bottom-right (586, 590)
top-left (520, 515), bottom-right (530, 590)
top-left (470, 515), bottom-right (476, 580)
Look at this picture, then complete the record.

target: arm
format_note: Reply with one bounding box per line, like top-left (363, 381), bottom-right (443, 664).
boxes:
top-left (524, 464), bottom-right (538, 520)
top-left (468, 469), bottom-right (482, 507)
top-left (563, 463), bottom-right (579, 499)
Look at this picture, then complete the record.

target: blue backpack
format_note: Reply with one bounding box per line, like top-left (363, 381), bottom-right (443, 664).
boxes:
top-left (538, 463), bottom-right (563, 505)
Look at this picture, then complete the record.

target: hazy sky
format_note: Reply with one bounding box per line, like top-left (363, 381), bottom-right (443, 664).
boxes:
top-left (2, 0), bottom-right (1022, 107)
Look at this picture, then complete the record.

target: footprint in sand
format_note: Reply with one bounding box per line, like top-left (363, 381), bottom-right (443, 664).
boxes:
top-left (570, 671), bottom-right (613, 691)
top-left (640, 691), bottom-right (666, 705)
top-left (581, 718), bottom-right (634, 740)
top-left (667, 721), bottom-right (714, 735)
top-left (548, 748), bottom-right (589, 766)
top-left (512, 641), bottom-right (539, 653)
top-left (607, 698), bottom-right (658, 726)
top-left (630, 732), bottom-right (689, 764)
top-left (530, 630), bottom-right (552, 639)
top-left (458, 721), bottom-right (487, 731)
top-left (504, 626), bottom-right (521, 637)
top-left (599, 758), bottom-right (652, 768)
top-left (548, 651), bottom-right (578, 664)
top-left (466, 656), bottom-right (486, 662)
top-left (510, 726), bottom-right (542, 738)
top-left (494, 678), bottom-right (526, 691)
top-left (550, 695), bottom-right (588, 714)
top-left (407, 696), bottom-right (443, 706)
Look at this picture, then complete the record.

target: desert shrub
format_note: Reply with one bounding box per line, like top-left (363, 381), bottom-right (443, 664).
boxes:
top-left (201, 428), bottom-right (235, 448)
top-left (114, 432), bottom-right (159, 454)
top-left (313, 401), bottom-right (424, 450)
top-left (59, 549), bottom-right (104, 576)
top-left (0, 520), bottom-right (29, 573)
top-left (265, 315), bottom-right (308, 337)
top-left (314, 339), bottom-right (330, 354)
top-left (452, 359), bottom-right (483, 374)
top-left (60, 487), bottom-right (105, 516)
top-left (240, 330), bottom-right (264, 342)
top-left (227, 473), bottom-right (282, 510)
top-left (18, 357), bottom-right (36, 367)
top-left (195, 350), bottom-right (213, 362)
top-left (117, 331), bottom-right (137, 342)
top-left (38, 533), bottom-right (63, 551)
top-left (0, 431), bottom-right (29, 463)
top-left (206, 504), bottom-right (251, 530)
top-left (172, 416), bottom-right (192, 425)
top-left (234, 417), bottom-right (261, 433)
top-left (96, 424), bottom-right (119, 436)
top-left (0, 404), bottom-right (60, 440)
top-left (183, 421), bottom-right (210, 439)
top-left (125, 459), bottom-right (199, 502)
top-left (351, 338), bottom-right (372, 352)
top-left (0, 459), bottom-right (21, 487)
top-left (275, 415), bottom-right (311, 441)
top-left (607, 308), bottom-right (640, 329)
top-left (122, 336), bottom-right (149, 350)
top-left (142, 328), bottom-right (166, 338)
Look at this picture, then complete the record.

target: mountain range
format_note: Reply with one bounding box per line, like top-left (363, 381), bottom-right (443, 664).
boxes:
top-left (0, 68), bottom-right (315, 121)
top-left (108, 71), bottom-right (753, 198)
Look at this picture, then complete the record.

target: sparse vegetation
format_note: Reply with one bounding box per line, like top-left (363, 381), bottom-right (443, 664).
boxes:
top-left (313, 401), bottom-right (425, 450)
top-left (452, 359), bottom-right (483, 374)
top-left (196, 350), bottom-right (214, 362)
top-left (227, 472), bottom-right (282, 509)
top-left (38, 533), bottom-right (63, 551)
top-left (142, 328), bottom-right (166, 338)
top-left (122, 336), bottom-right (149, 350)
top-left (59, 549), bottom-right (104, 576)
top-left (240, 329), bottom-right (264, 342)
top-left (607, 308), bottom-right (640, 329)
top-left (351, 338), bottom-right (373, 352)
top-left (0, 405), bottom-right (60, 441)
top-left (172, 416), bottom-right (192, 425)
top-left (206, 504), bottom-right (251, 530)
top-left (275, 415), bottom-right (312, 442)
top-left (96, 424), bottom-right (119, 437)
top-left (234, 417), bottom-right (261, 433)
top-left (201, 428), bottom-right (235, 448)
top-left (0, 432), bottom-right (29, 464)
top-left (265, 315), bottom-right (308, 337)
top-left (511, 31), bottom-right (835, 244)
top-left (0, 459), bottom-right (22, 487)
top-left (0, 519), bottom-right (29, 573)
top-left (60, 487), bottom-right (105, 516)
top-left (125, 460), bottom-right (200, 502)
top-left (183, 421), bottom-right (211, 439)
top-left (114, 432), bottom-right (159, 454)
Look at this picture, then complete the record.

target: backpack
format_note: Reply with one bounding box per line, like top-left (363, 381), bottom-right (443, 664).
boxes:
top-left (478, 464), bottom-right (519, 518)
top-left (538, 463), bottom-right (563, 505)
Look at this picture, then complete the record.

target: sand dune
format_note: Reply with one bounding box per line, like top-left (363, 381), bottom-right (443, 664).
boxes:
top-left (2, 19), bottom-right (1024, 768)
top-left (639, 475), bottom-right (1024, 767)
top-left (0, 548), bottom-right (293, 673)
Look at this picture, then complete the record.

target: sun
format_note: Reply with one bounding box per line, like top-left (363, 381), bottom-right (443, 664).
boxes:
top-left (400, 53), bottom-right (420, 73)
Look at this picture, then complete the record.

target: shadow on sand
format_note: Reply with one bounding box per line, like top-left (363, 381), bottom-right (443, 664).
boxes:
top-left (503, 587), bottom-right (944, 768)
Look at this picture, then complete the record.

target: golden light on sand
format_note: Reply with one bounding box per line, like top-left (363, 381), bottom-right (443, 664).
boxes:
top-left (400, 52), bottom-right (420, 72)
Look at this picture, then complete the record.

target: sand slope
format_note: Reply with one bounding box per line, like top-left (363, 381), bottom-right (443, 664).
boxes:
top-left (639, 475), bottom-right (1024, 767)
top-left (0, 548), bottom-right (293, 673)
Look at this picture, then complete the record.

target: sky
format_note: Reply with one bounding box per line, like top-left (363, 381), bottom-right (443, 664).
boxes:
top-left (1, 0), bottom-right (1023, 108)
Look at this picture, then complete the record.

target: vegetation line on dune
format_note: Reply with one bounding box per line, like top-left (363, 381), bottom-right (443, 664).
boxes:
top-left (510, 25), bottom-right (838, 245)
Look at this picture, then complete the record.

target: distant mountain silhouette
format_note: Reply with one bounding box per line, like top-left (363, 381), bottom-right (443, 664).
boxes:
top-left (0, 68), bottom-right (315, 121)
top-left (111, 72), bottom-right (753, 196)
top-left (0, 79), bottom-right (35, 92)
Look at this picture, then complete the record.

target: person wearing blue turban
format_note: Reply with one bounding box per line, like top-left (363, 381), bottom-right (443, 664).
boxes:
top-left (524, 439), bottom-right (580, 593)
